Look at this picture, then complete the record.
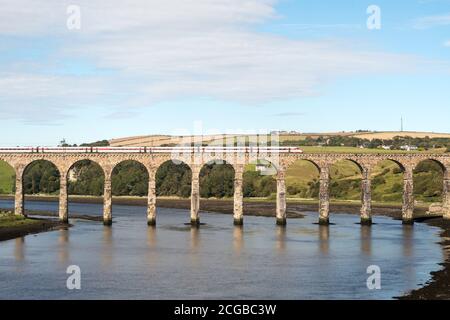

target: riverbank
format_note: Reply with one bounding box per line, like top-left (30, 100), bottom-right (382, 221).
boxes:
top-left (0, 210), bottom-right (68, 242)
top-left (399, 217), bottom-right (450, 300)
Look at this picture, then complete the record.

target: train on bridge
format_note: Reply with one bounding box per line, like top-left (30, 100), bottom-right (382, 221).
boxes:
top-left (0, 146), bottom-right (304, 154)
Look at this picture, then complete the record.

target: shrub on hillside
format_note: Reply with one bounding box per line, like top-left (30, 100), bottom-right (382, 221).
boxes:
top-left (390, 183), bottom-right (403, 193)
top-left (392, 167), bottom-right (403, 175)
top-left (372, 175), bottom-right (386, 186)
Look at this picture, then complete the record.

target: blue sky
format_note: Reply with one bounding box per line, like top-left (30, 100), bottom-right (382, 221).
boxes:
top-left (0, 0), bottom-right (449, 146)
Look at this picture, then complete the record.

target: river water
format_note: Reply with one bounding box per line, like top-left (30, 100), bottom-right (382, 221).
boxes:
top-left (0, 199), bottom-right (444, 300)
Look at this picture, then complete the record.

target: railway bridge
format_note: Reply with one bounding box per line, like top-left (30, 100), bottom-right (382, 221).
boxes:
top-left (0, 147), bottom-right (449, 226)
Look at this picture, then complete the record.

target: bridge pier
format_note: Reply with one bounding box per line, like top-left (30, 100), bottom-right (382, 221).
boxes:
top-left (103, 172), bottom-right (112, 226)
top-left (319, 166), bottom-right (330, 225)
top-left (443, 169), bottom-right (450, 220)
top-left (276, 170), bottom-right (287, 226)
top-left (233, 165), bottom-right (244, 226)
top-left (402, 167), bottom-right (415, 225)
top-left (147, 171), bottom-right (157, 226)
top-left (190, 166), bottom-right (200, 226)
top-left (360, 167), bottom-right (372, 225)
top-left (59, 172), bottom-right (68, 223)
top-left (14, 166), bottom-right (25, 216)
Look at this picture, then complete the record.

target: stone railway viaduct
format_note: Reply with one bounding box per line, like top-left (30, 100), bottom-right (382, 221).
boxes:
top-left (1, 150), bottom-right (449, 226)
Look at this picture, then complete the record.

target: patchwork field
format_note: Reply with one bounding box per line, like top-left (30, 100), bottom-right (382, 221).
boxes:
top-left (352, 131), bottom-right (450, 140)
top-left (109, 131), bottom-right (450, 148)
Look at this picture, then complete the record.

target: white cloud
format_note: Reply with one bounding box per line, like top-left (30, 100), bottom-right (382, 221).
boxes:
top-left (66, 30), bottom-right (421, 103)
top-left (0, 0), bottom-right (443, 124)
top-left (414, 13), bottom-right (450, 29)
top-left (0, 0), bottom-right (277, 35)
top-left (0, 73), bottom-right (114, 122)
top-left (444, 40), bottom-right (450, 47)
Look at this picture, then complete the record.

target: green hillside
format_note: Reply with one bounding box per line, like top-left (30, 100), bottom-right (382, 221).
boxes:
top-left (0, 161), bottom-right (14, 194)
top-left (284, 159), bottom-right (442, 203)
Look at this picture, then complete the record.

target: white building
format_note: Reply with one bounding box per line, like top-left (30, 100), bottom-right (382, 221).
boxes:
top-left (400, 145), bottom-right (418, 151)
top-left (255, 163), bottom-right (277, 175)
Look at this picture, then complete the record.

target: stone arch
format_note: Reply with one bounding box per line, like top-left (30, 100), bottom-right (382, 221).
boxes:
top-left (370, 159), bottom-right (405, 203)
top-left (243, 158), bottom-right (278, 199)
top-left (285, 158), bottom-right (320, 172)
top-left (250, 157), bottom-right (280, 174)
top-left (152, 158), bottom-right (194, 225)
top-left (199, 159), bottom-right (235, 199)
top-left (21, 159), bottom-right (61, 218)
top-left (336, 158), bottom-right (364, 173)
top-left (111, 158), bottom-right (146, 170)
top-left (329, 159), bottom-right (363, 202)
top-left (66, 158), bottom-right (106, 178)
top-left (65, 159), bottom-right (106, 220)
top-left (413, 158), bottom-right (446, 205)
top-left (155, 159), bottom-right (193, 198)
top-left (284, 159), bottom-right (320, 200)
top-left (241, 158), bottom-right (283, 224)
top-left (380, 158), bottom-right (406, 172)
top-left (22, 159), bottom-right (61, 194)
top-left (414, 158), bottom-right (446, 173)
top-left (156, 157), bottom-right (193, 173)
top-left (111, 159), bottom-right (149, 198)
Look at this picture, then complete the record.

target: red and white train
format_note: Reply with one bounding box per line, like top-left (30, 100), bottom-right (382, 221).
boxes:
top-left (0, 146), bottom-right (304, 154)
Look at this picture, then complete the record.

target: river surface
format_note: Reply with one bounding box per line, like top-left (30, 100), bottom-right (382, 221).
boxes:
top-left (0, 199), bottom-right (444, 300)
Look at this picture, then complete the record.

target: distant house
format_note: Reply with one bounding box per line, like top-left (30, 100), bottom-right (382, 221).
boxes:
top-left (381, 145), bottom-right (392, 150)
top-left (255, 164), bottom-right (266, 172)
top-left (359, 143), bottom-right (369, 149)
top-left (68, 168), bottom-right (78, 182)
top-left (255, 163), bottom-right (277, 175)
top-left (270, 130), bottom-right (301, 135)
top-left (400, 145), bottom-right (418, 151)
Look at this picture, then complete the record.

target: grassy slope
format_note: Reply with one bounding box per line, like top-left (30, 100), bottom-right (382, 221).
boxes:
top-left (285, 158), bottom-right (389, 186)
top-left (0, 211), bottom-right (65, 242)
top-left (285, 159), bottom-right (403, 202)
top-left (0, 212), bottom-right (41, 228)
top-left (0, 161), bottom-right (14, 194)
top-left (370, 161), bottom-right (403, 202)
top-left (286, 160), bottom-right (319, 188)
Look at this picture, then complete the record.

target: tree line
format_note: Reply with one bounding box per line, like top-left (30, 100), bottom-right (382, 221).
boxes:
top-left (281, 135), bottom-right (450, 151)
top-left (16, 159), bottom-right (444, 203)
